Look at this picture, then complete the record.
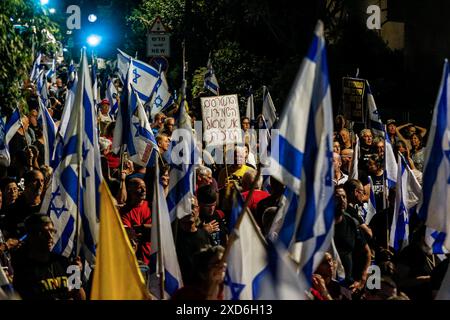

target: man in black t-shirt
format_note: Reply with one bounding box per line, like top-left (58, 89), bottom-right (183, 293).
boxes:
top-left (11, 214), bottom-right (84, 300)
top-left (334, 186), bottom-right (371, 293)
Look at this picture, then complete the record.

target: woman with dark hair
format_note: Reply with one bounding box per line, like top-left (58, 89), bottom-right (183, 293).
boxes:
top-left (394, 140), bottom-right (415, 169)
top-left (410, 133), bottom-right (425, 172)
top-left (367, 155), bottom-right (385, 211)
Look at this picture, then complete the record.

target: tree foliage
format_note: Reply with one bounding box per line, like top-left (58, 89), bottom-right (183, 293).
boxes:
top-left (0, 0), bottom-right (60, 116)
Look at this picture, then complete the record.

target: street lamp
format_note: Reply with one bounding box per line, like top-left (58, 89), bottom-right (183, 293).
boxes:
top-left (88, 14), bottom-right (97, 23)
top-left (40, 0), bottom-right (49, 5)
top-left (87, 34), bottom-right (102, 47)
top-left (49, 8), bottom-right (56, 14)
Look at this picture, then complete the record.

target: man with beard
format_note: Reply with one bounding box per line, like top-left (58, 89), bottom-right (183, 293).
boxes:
top-left (120, 177), bottom-right (152, 266)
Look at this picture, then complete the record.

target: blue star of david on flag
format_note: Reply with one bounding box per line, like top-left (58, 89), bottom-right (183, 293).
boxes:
top-left (224, 270), bottom-right (245, 300)
top-left (49, 186), bottom-right (69, 218)
top-left (132, 68), bottom-right (141, 84)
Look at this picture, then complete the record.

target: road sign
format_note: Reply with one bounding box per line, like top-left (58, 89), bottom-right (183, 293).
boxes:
top-left (149, 56), bottom-right (169, 73)
top-left (147, 16), bottom-right (170, 57)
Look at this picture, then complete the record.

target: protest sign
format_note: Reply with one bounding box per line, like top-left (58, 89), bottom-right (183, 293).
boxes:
top-left (342, 77), bottom-right (366, 122)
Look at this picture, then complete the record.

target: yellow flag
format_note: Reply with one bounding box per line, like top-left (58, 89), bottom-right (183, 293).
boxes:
top-left (91, 181), bottom-right (151, 300)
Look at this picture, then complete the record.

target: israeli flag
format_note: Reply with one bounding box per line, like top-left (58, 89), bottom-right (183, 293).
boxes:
top-left (262, 86), bottom-right (278, 130)
top-left (384, 125), bottom-right (398, 188)
top-left (149, 70), bottom-right (174, 118)
top-left (106, 78), bottom-right (119, 118)
top-left (37, 96), bottom-right (57, 167)
top-left (30, 52), bottom-right (42, 83)
top-left (128, 85), bottom-right (158, 167)
top-left (204, 56), bottom-right (220, 95)
top-left (67, 60), bottom-right (76, 89)
top-left (390, 154), bottom-right (421, 251)
top-left (366, 82), bottom-right (384, 138)
top-left (41, 48), bottom-right (102, 265)
top-left (418, 60), bottom-right (450, 252)
top-left (224, 209), bottom-right (268, 300)
top-left (149, 160), bottom-right (183, 299)
top-left (117, 49), bottom-right (159, 104)
top-left (270, 20), bottom-right (335, 286)
top-left (166, 81), bottom-right (197, 221)
top-left (0, 109), bottom-right (21, 166)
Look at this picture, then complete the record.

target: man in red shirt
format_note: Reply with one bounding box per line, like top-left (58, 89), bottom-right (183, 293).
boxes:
top-left (120, 177), bottom-right (152, 265)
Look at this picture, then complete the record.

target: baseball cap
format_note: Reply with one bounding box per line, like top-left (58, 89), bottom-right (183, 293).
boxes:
top-left (387, 119), bottom-right (396, 125)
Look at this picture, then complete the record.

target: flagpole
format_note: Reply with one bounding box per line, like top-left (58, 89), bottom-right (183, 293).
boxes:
top-left (154, 158), bottom-right (165, 299)
top-left (74, 48), bottom-right (85, 259)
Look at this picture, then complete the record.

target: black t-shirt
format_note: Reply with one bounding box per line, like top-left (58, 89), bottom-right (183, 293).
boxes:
top-left (12, 246), bottom-right (71, 300)
top-left (176, 228), bottom-right (211, 285)
top-left (370, 173), bottom-right (385, 210)
top-left (359, 144), bottom-right (377, 172)
top-left (334, 213), bottom-right (367, 284)
top-left (2, 196), bottom-right (42, 239)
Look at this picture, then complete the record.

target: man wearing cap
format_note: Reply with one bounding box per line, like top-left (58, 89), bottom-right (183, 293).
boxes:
top-left (11, 214), bottom-right (85, 300)
top-left (386, 119), bottom-right (399, 146)
top-left (98, 98), bottom-right (113, 135)
top-left (197, 185), bottom-right (228, 247)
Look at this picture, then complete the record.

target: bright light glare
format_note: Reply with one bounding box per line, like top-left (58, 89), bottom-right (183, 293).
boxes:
top-left (49, 8), bottom-right (56, 14)
top-left (88, 14), bottom-right (97, 23)
top-left (40, 0), bottom-right (49, 5)
top-left (87, 35), bottom-right (101, 47)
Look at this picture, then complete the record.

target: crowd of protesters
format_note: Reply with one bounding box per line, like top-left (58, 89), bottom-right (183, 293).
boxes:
top-left (0, 59), bottom-right (448, 301)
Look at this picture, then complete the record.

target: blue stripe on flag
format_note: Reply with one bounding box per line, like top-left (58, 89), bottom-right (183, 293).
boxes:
top-left (52, 215), bottom-right (75, 255)
top-left (252, 266), bottom-right (269, 299)
top-left (61, 166), bottom-right (78, 204)
top-left (167, 165), bottom-right (193, 213)
top-left (165, 269), bottom-right (180, 296)
top-left (277, 135), bottom-right (304, 180)
top-left (132, 60), bottom-right (160, 78)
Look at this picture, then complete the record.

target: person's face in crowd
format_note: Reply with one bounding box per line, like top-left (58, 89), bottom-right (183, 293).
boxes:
top-left (397, 143), bottom-right (407, 154)
top-left (199, 201), bottom-right (216, 217)
top-left (362, 131), bottom-right (373, 146)
top-left (37, 222), bottom-right (57, 251)
top-left (161, 169), bottom-right (170, 188)
top-left (208, 250), bottom-right (226, 283)
top-left (316, 252), bottom-right (334, 279)
top-left (100, 103), bottom-right (109, 115)
top-left (128, 178), bottom-right (146, 204)
top-left (56, 78), bottom-right (63, 89)
top-left (158, 136), bottom-right (170, 153)
top-left (165, 119), bottom-right (175, 133)
top-left (407, 126), bottom-right (417, 137)
top-left (198, 172), bottom-right (213, 187)
top-left (333, 141), bottom-right (341, 154)
top-left (340, 129), bottom-right (350, 144)
top-left (181, 197), bottom-right (199, 229)
top-left (28, 109), bottom-right (39, 128)
top-left (154, 115), bottom-right (165, 129)
top-left (388, 123), bottom-right (396, 135)
top-left (354, 182), bottom-right (365, 204)
top-left (368, 159), bottom-right (379, 175)
top-left (234, 147), bottom-right (245, 165)
top-left (376, 141), bottom-right (385, 157)
top-left (242, 118), bottom-right (250, 132)
top-left (334, 188), bottom-right (347, 217)
top-left (411, 134), bottom-right (421, 148)
top-left (27, 171), bottom-right (44, 197)
top-left (21, 116), bottom-right (29, 132)
top-left (340, 149), bottom-right (353, 169)
top-left (332, 153), bottom-right (341, 171)
top-left (5, 182), bottom-right (19, 204)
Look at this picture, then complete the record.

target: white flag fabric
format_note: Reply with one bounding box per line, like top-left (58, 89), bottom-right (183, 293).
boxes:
top-left (149, 160), bottom-right (183, 299)
top-left (366, 82), bottom-right (384, 138)
top-left (262, 86), bottom-right (278, 130)
top-left (390, 154), bottom-right (421, 251)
